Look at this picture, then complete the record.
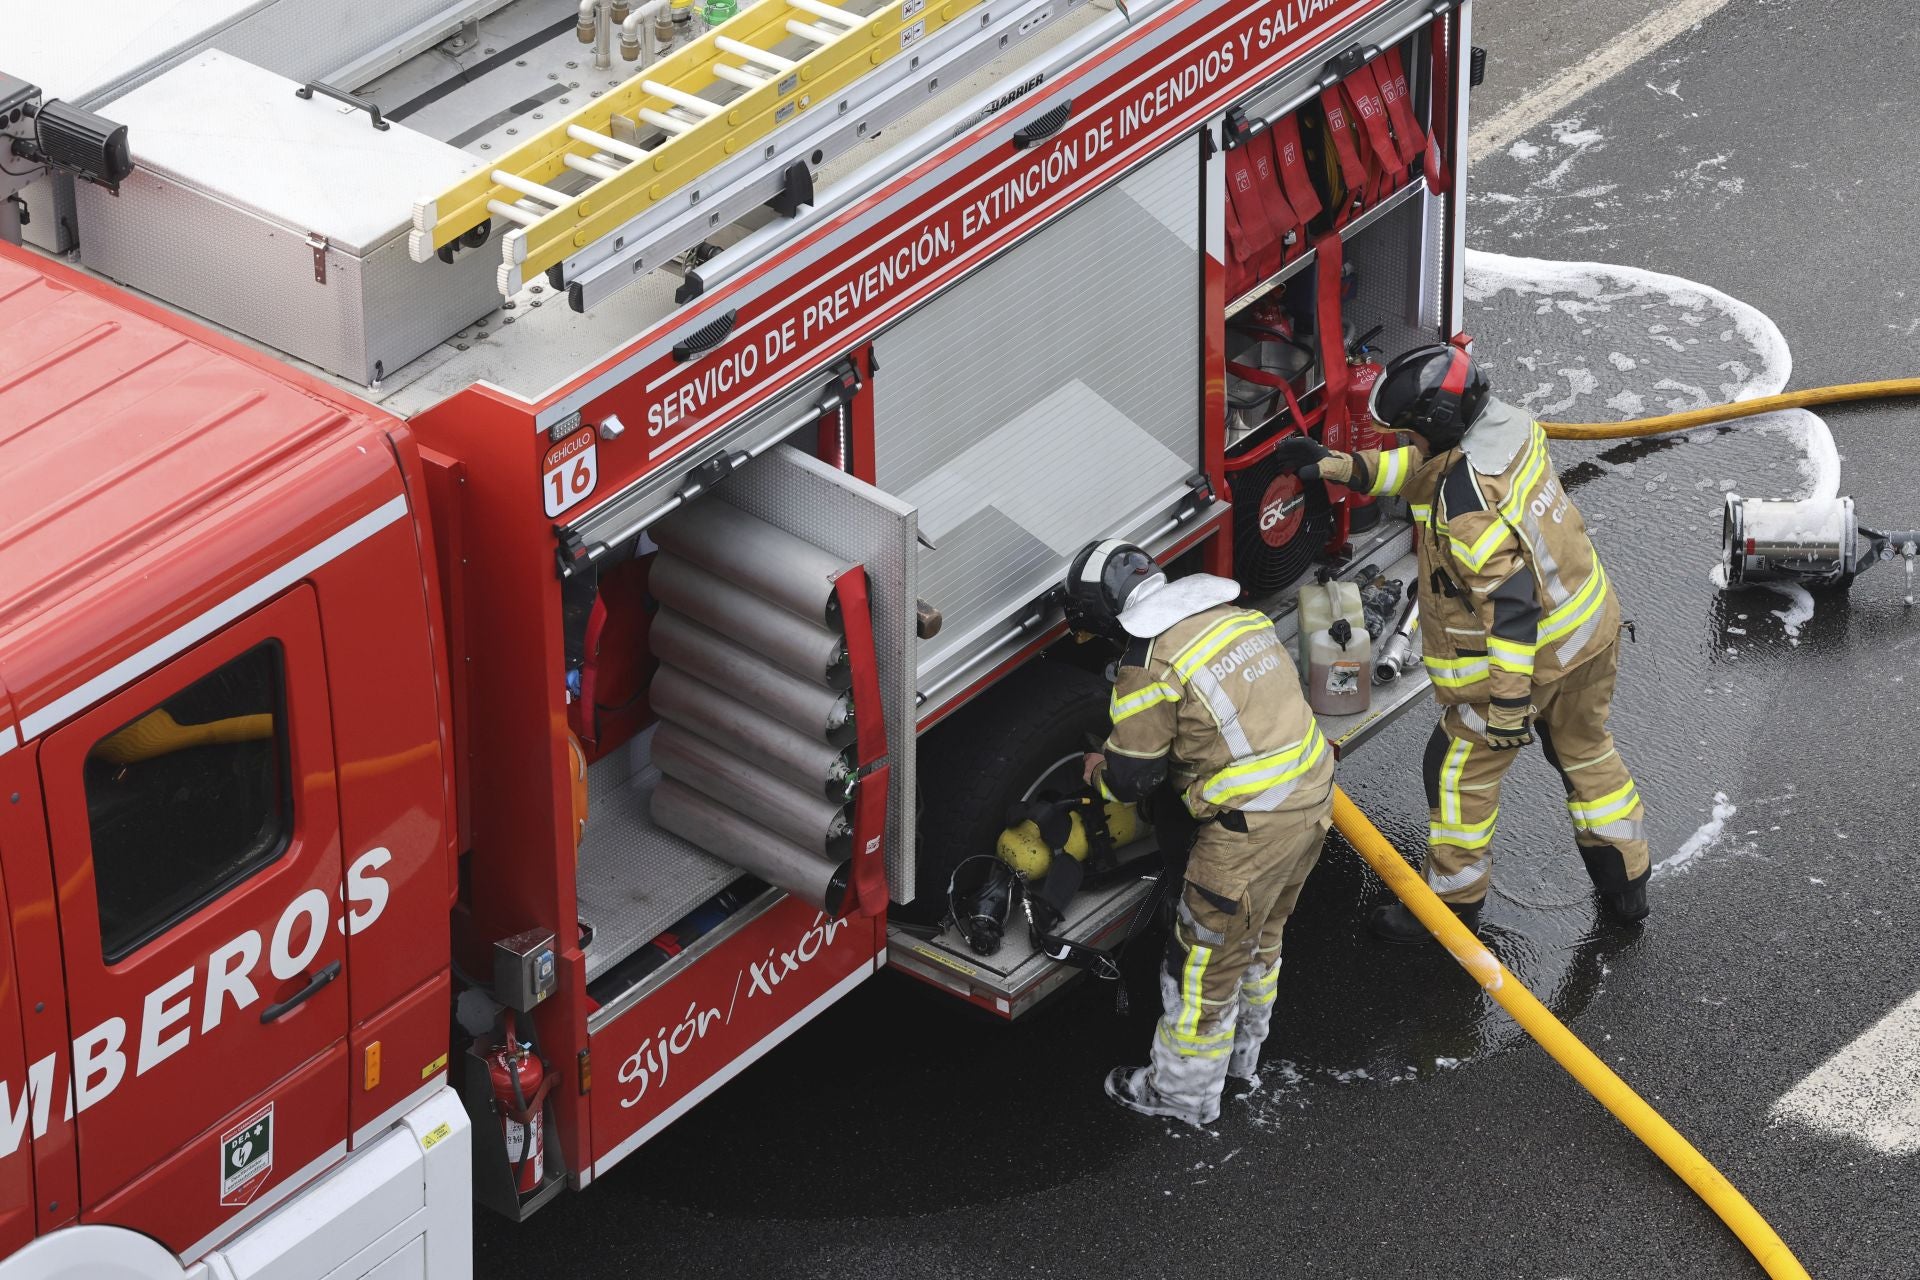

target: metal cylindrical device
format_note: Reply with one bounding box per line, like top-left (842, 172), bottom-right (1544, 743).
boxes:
top-left (651, 554), bottom-right (850, 688)
top-left (652, 722), bottom-right (851, 854)
top-left (652, 778), bottom-right (852, 915)
top-left (1722, 494), bottom-right (1863, 586)
top-left (1374, 599), bottom-right (1419, 683)
top-left (652, 666), bottom-right (854, 797)
top-left (651, 499), bottom-right (849, 625)
top-left (652, 610), bottom-right (854, 743)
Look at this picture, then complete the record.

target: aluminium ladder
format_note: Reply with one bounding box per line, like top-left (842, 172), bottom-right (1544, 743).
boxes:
top-left (410, 0), bottom-right (990, 296)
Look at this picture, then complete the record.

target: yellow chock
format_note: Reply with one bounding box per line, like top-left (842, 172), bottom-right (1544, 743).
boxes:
top-left (1331, 786), bottom-right (1811, 1280)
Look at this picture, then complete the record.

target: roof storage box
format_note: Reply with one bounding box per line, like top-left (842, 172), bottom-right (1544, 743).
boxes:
top-left (76, 50), bottom-right (498, 386)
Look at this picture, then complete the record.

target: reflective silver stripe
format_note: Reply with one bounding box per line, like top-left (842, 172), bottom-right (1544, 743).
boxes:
top-left (1183, 662), bottom-right (1256, 759)
top-left (1555, 607), bottom-right (1608, 666)
top-left (1426, 861), bottom-right (1489, 894)
top-left (1587, 817), bottom-right (1646, 843)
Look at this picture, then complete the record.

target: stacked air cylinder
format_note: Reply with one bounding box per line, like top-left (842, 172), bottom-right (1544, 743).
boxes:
top-left (647, 498), bottom-right (862, 914)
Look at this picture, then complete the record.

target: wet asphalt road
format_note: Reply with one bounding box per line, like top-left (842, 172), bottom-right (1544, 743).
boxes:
top-left (480, 3), bottom-right (1920, 1275)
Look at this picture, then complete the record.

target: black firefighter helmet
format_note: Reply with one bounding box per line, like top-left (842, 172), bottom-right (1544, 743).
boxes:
top-left (1368, 343), bottom-right (1491, 450)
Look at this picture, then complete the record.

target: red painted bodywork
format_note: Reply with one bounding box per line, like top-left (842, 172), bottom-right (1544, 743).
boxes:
top-left (0, 0), bottom-right (1466, 1258)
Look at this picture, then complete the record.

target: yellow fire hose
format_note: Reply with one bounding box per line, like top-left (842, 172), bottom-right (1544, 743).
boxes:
top-left (1331, 787), bottom-right (1810, 1280)
top-left (1541, 377), bottom-right (1920, 440)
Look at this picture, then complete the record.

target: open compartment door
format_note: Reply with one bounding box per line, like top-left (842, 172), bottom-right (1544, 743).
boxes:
top-left (697, 444), bottom-right (920, 908)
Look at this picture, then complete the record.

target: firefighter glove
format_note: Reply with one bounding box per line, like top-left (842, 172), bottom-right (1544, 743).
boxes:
top-left (1274, 434), bottom-right (1331, 480)
top-left (1485, 701), bottom-right (1535, 751)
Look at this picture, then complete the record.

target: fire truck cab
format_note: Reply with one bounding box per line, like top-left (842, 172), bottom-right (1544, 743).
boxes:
top-left (0, 0), bottom-right (1474, 1273)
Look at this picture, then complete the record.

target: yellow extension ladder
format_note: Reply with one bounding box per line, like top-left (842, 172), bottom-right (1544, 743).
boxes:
top-left (410, 0), bottom-right (988, 295)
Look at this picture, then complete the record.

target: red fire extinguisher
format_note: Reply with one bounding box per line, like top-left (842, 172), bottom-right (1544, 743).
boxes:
top-left (1340, 325), bottom-right (1389, 526)
top-left (489, 1013), bottom-right (549, 1194)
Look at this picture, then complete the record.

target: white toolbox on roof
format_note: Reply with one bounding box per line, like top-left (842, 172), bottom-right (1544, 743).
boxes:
top-left (8, 0), bottom-right (511, 252)
top-left (76, 49), bottom-right (499, 386)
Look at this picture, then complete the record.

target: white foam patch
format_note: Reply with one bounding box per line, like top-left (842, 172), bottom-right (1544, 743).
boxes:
top-left (1772, 991), bottom-right (1920, 1155)
top-left (1762, 581), bottom-right (1815, 641)
top-left (1653, 793), bottom-right (1737, 878)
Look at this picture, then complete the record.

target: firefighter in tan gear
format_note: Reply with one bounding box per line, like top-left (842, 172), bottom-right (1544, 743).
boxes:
top-left (1278, 344), bottom-right (1651, 944)
top-left (1064, 541), bottom-right (1333, 1125)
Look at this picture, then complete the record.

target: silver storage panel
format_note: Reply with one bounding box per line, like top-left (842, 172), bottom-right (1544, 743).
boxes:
top-left (721, 447), bottom-right (921, 904)
top-left (871, 141), bottom-right (1203, 685)
top-left (9, 0), bottom-right (509, 252)
top-left (75, 51), bottom-right (498, 386)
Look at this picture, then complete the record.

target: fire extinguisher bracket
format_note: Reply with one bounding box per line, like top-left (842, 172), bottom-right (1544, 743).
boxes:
top-left (458, 1041), bottom-right (570, 1221)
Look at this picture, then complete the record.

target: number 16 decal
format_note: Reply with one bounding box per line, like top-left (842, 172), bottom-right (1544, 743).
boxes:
top-left (543, 427), bottom-right (599, 517)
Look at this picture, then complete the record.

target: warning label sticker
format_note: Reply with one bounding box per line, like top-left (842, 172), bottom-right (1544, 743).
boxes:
top-left (220, 1103), bottom-right (275, 1206)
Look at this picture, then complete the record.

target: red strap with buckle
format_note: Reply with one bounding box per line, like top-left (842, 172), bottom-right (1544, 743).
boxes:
top-left (1378, 47), bottom-right (1428, 168)
top-left (1270, 113), bottom-right (1323, 229)
top-left (1318, 88), bottom-right (1370, 224)
top-left (1315, 228), bottom-right (1350, 445)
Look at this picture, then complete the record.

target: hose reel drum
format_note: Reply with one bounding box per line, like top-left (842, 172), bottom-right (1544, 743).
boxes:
top-left (1721, 493), bottom-right (1919, 601)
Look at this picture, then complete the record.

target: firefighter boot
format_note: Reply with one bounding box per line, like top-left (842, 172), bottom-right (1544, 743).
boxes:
top-left (1370, 897), bottom-right (1481, 946)
top-left (1579, 844), bottom-right (1650, 924)
top-left (1105, 1066), bottom-right (1218, 1125)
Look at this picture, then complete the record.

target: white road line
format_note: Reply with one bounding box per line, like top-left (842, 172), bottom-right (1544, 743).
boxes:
top-left (1770, 990), bottom-right (1920, 1155)
top-left (1468, 0), bottom-right (1739, 163)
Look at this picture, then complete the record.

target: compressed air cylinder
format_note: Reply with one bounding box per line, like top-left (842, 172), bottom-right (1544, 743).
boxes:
top-left (652, 609), bottom-right (854, 744)
top-left (651, 554), bottom-right (851, 689)
top-left (653, 778), bottom-right (851, 915)
top-left (650, 500), bottom-right (849, 625)
top-left (653, 722), bottom-right (852, 855)
top-left (652, 665), bottom-right (854, 798)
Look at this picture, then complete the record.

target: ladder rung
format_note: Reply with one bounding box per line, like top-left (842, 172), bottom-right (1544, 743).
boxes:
top-left (785, 18), bottom-right (842, 44)
top-left (715, 36), bottom-right (796, 72)
top-left (786, 0), bottom-right (862, 26)
top-left (711, 63), bottom-right (771, 90)
top-left (567, 124), bottom-right (651, 163)
top-left (637, 107), bottom-right (696, 135)
top-left (564, 153), bottom-right (626, 181)
top-left (492, 170), bottom-right (571, 206)
top-left (421, 0), bottom-right (992, 286)
top-left (487, 199), bottom-right (544, 227)
top-left (643, 80), bottom-right (727, 117)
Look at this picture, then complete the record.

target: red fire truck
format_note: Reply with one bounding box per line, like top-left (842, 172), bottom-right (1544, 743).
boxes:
top-left (0, 0), bottom-right (1474, 1273)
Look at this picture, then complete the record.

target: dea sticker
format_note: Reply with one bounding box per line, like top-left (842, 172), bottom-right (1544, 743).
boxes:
top-left (220, 1103), bottom-right (275, 1206)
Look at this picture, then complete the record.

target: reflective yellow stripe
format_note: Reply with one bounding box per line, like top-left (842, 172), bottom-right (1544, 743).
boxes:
top-left (1424, 654), bottom-right (1490, 688)
top-left (1197, 723), bottom-right (1327, 805)
top-left (1497, 433), bottom-right (1551, 526)
top-left (1157, 1024), bottom-right (1233, 1057)
top-left (1539, 560), bottom-right (1610, 644)
top-left (1245, 966), bottom-right (1282, 1006)
top-left (1569, 779), bottom-right (1640, 829)
top-left (1451, 517), bottom-right (1515, 572)
top-left (1171, 612), bottom-right (1270, 681)
top-left (1371, 447), bottom-right (1415, 496)
top-left (1110, 681), bottom-right (1180, 724)
top-left (1430, 811), bottom-right (1498, 849)
top-left (1439, 736), bottom-right (1470, 825)
top-left (1177, 944), bottom-right (1211, 1039)
top-left (1487, 635), bottom-right (1538, 676)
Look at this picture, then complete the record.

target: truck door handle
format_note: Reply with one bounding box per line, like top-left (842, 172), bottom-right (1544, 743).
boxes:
top-left (260, 961), bottom-right (342, 1023)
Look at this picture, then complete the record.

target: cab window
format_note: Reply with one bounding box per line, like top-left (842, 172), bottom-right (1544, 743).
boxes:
top-left (83, 642), bottom-right (292, 962)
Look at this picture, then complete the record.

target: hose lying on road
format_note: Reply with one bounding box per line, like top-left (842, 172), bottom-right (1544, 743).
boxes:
top-left (1540, 376), bottom-right (1920, 440)
top-left (1330, 786), bottom-right (1810, 1280)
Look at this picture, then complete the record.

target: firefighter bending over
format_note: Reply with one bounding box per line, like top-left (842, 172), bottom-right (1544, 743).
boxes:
top-left (1278, 345), bottom-right (1651, 943)
top-left (1068, 541), bottom-right (1334, 1126)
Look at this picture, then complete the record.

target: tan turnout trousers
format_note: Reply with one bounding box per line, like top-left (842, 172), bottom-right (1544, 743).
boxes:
top-left (1152, 807), bottom-right (1331, 1121)
top-left (1423, 638), bottom-right (1649, 905)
